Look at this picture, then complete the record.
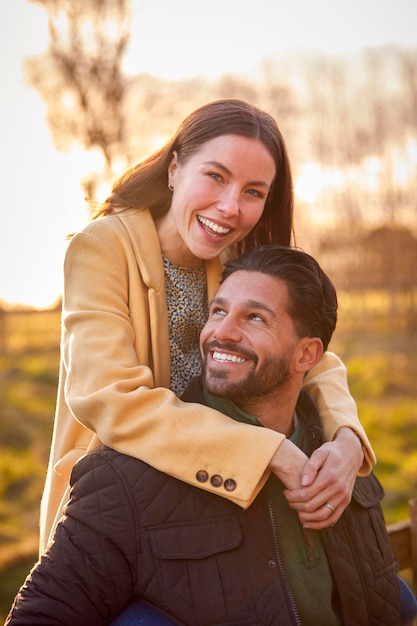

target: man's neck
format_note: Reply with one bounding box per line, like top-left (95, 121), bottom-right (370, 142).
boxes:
top-left (239, 392), bottom-right (297, 437)
top-left (203, 385), bottom-right (300, 437)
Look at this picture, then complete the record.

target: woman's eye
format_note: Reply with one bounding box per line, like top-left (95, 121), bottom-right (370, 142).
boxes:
top-left (246, 188), bottom-right (265, 199)
top-left (208, 171), bottom-right (223, 182)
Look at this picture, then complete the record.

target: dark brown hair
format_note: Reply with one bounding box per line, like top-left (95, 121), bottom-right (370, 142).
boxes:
top-left (99, 99), bottom-right (294, 251)
top-left (221, 245), bottom-right (338, 351)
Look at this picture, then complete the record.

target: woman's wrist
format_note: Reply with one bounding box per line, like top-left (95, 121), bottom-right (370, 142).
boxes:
top-left (334, 426), bottom-right (364, 470)
top-left (268, 439), bottom-right (309, 489)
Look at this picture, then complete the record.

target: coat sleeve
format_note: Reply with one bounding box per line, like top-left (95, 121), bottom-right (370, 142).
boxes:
top-left (303, 351), bottom-right (376, 474)
top-left (58, 223), bottom-right (282, 510)
top-left (5, 454), bottom-right (136, 626)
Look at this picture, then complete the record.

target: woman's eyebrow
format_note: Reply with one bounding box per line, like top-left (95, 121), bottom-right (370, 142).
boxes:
top-left (201, 161), bottom-right (272, 189)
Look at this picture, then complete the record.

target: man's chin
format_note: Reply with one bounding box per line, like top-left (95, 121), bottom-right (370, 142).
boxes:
top-left (204, 382), bottom-right (229, 397)
top-left (204, 377), bottom-right (246, 398)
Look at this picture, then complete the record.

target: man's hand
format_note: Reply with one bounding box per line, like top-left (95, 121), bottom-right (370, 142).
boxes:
top-left (283, 427), bottom-right (364, 529)
top-left (269, 438), bottom-right (309, 490)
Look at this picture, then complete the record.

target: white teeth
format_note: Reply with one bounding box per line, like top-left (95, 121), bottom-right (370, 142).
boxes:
top-left (198, 216), bottom-right (231, 235)
top-left (213, 351), bottom-right (246, 363)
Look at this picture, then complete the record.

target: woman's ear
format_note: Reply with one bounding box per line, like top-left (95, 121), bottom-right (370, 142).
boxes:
top-left (294, 337), bottom-right (323, 373)
top-left (168, 151), bottom-right (178, 188)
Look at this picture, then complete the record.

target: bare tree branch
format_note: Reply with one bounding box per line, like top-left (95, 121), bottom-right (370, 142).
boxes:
top-left (25, 0), bottom-right (132, 174)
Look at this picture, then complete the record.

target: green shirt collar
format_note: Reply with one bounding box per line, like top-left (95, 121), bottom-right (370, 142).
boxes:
top-left (202, 388), bottom-right (300, 443)
top-left (202, 389), bottom-right (262, 426)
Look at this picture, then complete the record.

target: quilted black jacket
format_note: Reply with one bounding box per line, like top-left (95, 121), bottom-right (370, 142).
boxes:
top-left (6, 390), bottom-right (401, 625)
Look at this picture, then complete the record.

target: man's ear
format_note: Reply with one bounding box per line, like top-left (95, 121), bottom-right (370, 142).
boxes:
top-left (294, 337), bottom-right (323, 373)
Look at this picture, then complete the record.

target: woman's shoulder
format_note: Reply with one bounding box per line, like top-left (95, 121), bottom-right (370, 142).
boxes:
top-left (68, 207), bottom-right (160, 255)
top-left (80, 207), bottom-right (153, 237)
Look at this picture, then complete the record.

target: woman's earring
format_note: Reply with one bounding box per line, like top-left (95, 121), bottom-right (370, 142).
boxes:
top-left (168, 182), bottom-right (174, 191)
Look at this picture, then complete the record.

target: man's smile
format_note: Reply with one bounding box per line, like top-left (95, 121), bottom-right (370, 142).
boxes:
top-left (212, 350), bottom-right (246, 364)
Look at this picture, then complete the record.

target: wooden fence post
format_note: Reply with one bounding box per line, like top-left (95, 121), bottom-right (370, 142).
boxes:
top-left (410, 498), bottom-right (417, 596)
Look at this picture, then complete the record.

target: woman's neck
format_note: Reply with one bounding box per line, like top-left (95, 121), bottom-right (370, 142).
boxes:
top-left (156, 215), bottom-right (202, 267)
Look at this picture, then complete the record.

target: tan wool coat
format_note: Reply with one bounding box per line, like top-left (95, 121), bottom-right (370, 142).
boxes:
top-left (39, 207), bottom-right (375, 552)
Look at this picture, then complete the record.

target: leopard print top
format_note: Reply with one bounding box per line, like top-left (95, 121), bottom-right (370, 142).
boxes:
top-left (163, 256), bottom-right (209, 397)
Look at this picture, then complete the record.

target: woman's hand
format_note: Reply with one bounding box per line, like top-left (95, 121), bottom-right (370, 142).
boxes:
top-left (283, 427), bottom-right (364, 529)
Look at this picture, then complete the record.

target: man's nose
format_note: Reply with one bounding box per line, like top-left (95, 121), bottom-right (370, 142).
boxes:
top-left (213, 315), bottom-right (241, 342)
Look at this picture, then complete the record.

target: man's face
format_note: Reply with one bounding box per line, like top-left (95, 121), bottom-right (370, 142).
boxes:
top-left (200, 270), bottom-right (301, 405)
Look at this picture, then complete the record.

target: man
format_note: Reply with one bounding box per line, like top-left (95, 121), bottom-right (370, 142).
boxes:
top-left (6, 245), bottom-right (405, 625)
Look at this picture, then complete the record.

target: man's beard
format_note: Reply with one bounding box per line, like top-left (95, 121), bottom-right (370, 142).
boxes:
top-left (202, 341), bottom-right (292, 402)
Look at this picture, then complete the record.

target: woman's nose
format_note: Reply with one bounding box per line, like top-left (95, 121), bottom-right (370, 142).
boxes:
top-left (216, 187), bottom-right (240, 218)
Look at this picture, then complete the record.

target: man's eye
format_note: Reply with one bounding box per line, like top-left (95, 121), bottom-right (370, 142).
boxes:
top-left (249, 313), bottom-right (264, 322)
top-left (211, 307), bottom-right (226, 316)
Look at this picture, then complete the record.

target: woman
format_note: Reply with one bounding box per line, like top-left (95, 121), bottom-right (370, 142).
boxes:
top-left (40, 98), bottom-right (374, 553)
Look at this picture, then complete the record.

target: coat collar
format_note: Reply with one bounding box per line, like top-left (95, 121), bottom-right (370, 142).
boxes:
top-left (115, 206), bottom-right (223, 295)
top-left (115, 207), bottom-right (165, 290)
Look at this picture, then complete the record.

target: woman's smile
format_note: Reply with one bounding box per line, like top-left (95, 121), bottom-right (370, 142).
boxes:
top-left (197, 215), bottom-right (233, 237)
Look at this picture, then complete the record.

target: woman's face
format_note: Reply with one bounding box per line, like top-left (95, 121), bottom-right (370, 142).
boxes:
top-left (156, 134), bottom-right (276, 266)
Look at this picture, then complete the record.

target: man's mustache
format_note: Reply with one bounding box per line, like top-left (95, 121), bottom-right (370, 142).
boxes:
top-left (202, 339), bottom-right (257, 364)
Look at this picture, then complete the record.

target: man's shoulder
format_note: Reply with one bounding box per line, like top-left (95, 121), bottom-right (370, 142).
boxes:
top-left (296, 389), bottom-right (321, 426)
top-left (71, 445), bottom-right (150, 486)
top-left (68, 446), bottom-right (182, 519)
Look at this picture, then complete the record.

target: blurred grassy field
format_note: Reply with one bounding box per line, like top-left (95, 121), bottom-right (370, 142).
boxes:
top-left (0, 305), bottom-right (416, 620)
top-left (0, 310), bottom-right (60, 619)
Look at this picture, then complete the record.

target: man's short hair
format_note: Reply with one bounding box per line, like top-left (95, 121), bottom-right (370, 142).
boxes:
top-left (221, 245), bottom-right (337, 351)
